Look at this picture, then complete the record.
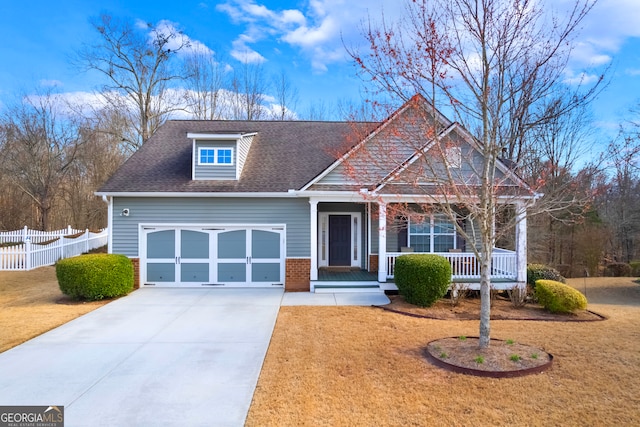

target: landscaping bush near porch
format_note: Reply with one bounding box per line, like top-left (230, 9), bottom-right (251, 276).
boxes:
top-left (534, 279), bottom-right (587, 314)
top-left (394, 254), bottom-right (451, 307)
top-left (527, 264), bottom-right (565, 288)
top-left (56, 254), bottom-right (134, 301)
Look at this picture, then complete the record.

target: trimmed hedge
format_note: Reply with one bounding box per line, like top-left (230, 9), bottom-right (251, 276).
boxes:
top-left (605, 262), bottom-right (632, 277)
top-left (534, 279), bottom-right (588, 314)
top-left (394, 254), bottom-right (451, 307)
top-left (527, 264), bottom-right (565, 288)
top-left (56, 254), bottom-right (134, 301)
top-left (630, 261), bottom-right (640, 277)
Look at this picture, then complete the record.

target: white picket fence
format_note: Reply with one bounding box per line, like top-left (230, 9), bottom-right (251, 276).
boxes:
top-left (0, 226), bottom-right (108, 271)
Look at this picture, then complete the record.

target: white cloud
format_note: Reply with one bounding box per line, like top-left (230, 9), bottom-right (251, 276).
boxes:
top-left (230, 37), bottom-right (266, 63)
top-left (217, 0), bottom-right (392, 72)
top-left (151, 20), bottom-right (214, 56)
top-left (570, 42), bottom-right (612, 67)
top-left (558, 0), bottom-right (640, 69)
top-left (135, 19), bottom-right (150, 30)
top-left (39, 79), bottom-right (63, 88)
top-left (281, 16), bottom-right (337, 47)
top-left (563, 71), bottom-right (600, 86)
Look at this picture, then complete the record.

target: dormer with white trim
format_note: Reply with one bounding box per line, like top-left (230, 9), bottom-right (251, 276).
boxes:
top-left (188, 132), bottom-right (256, 180)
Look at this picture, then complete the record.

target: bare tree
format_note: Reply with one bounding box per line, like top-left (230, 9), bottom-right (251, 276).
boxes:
top-left (303, 100), bottom-right (329, 121)
top-left (0, 90), bottom-right (82, 230)
top-left (61, 113), bottom-right (128, 229)
top-left (182, 49), bottom-right (228, 120)
top-left (601, 134), bottom-right (640, 263)
top-left (270, 70), bottom-right (299, 120)
top-left (75, 14), bottom-right (188, 149)
top-left (349, 0), bottom-right (601, 348)
top-left (524, 101), bottom-right (598, 265)
top-left (229, 62), bottom-right (267, 120)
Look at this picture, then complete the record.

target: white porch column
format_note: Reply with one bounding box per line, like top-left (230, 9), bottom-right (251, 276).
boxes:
top-left (515, 202), bottom-right (527, 287)
top-left (378, 201), bottom-right (387, 282)
top-left (310, 199), bottom-right (319, 281)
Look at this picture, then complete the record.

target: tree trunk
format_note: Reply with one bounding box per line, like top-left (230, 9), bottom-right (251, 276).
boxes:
top-left (478, 232), bottom-right (493, 348)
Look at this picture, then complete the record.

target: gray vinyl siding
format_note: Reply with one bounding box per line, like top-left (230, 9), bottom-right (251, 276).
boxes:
top-left (318, 202), bottom-right (363, 213)
top-left (112, 197), bottom-right (310, 257)
top-left (370, 204), bottom-right (379, 253)
top-left (368, 204), bottom-right (401, 254)
top-left (317, 163), bottom-right (354, 185)
top-left (194, 141), bottom-right (237, 180)
top-left (387, 226), bottom-right (401, 252)
top-left (237, 134), bottom-right (254, 178)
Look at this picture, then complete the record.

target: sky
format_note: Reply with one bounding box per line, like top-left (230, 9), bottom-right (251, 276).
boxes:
top-left (1, 0), bottom-right (640, 154)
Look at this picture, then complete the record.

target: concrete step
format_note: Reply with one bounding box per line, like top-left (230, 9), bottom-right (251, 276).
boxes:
top-left (312, 281), bottom-right (383, 293)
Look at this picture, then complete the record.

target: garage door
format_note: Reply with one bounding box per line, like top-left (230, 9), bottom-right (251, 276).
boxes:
top-left (142, 226), bottom-right (285, 287)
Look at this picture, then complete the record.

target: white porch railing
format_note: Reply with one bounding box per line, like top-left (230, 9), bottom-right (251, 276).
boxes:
top-left (385, 250), bottom-right (517, 280)
top-left (0, 227), bottom-right (108, 271)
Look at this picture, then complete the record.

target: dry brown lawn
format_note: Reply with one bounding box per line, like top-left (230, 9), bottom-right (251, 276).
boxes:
top-left (0, 266), bottom-right (110, 353)
top-left (2, 268), bottom-right (639, 425)
top-left (246, 277), bottom-right (640, 427)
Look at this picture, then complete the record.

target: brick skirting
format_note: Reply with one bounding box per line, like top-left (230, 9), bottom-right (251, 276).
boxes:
top-left (369, 254), bottom-right (379, 273)
top-left (130, 257), bottom-right (140, 289)
top-left (285, 258), bottom-right (311, 292)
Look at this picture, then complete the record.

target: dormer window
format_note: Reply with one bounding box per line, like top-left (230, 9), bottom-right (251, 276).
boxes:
top-left (188, 132), bottom-right (256, 181)
top-left (198, 147), bottom-right (234, 165)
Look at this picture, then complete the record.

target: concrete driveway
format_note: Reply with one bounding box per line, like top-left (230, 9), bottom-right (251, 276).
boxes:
top-left (0, 288), bottom-right (283, 426)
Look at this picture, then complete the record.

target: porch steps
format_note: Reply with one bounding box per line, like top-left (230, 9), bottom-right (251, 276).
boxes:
top-left (313, 281), bottom-right (384, 293)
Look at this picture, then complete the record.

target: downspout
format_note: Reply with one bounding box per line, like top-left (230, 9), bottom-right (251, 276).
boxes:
top-left (101, 195), bottom-right (113, 254)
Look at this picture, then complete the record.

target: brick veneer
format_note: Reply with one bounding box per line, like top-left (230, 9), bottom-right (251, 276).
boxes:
top-left (130, 258), bottom-right (140, 289)
top-left (285, 258), bottom-right (311, 292)
top-left (369, 254), bottom-right (379, 273)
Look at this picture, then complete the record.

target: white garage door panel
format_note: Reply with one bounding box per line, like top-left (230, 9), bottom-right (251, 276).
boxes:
top-left (215, 228), bottom-right (284, 287)
top-left (142, 226), bottom-right (284, 287)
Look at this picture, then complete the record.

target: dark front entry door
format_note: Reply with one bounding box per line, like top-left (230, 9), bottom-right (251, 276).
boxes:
top-left (329, 215), bottom-right (351, 266)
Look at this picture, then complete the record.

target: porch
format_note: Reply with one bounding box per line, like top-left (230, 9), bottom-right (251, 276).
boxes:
top-left (311, 249), bottom-right (519, 293)
top-left (307, 198), bottom-right (528, 293)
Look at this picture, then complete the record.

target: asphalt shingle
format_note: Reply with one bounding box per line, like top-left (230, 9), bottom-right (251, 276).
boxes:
top-left (98, 120), bottom-right (377, 194)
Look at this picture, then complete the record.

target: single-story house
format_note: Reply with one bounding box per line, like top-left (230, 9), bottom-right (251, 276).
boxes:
top-left (97, 95), bottom-right (535, 292)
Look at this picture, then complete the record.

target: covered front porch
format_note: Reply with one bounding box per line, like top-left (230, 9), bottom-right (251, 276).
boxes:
top-left (311, 249), bottom-right (519, 292)
top-left (308, 198), bottom-right (527, 293)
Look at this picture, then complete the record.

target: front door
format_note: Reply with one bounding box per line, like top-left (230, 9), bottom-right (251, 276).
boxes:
top-left (329, 215), bottom-right (351, 266)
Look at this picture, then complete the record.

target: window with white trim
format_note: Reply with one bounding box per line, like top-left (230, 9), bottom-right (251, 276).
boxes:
top-left (446, 146), bottom-right (462, 168)
top-left (198, 147), bottom-right (234, 165)
top-left (408, 214), bottom-right (456, 252)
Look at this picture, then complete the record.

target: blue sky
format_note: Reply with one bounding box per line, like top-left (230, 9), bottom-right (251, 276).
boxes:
top-left (1, 0), bottom-right (639, 149)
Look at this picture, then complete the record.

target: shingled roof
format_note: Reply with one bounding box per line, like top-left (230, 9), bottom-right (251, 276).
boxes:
top-left (98, 120), bottom-right (378, 194)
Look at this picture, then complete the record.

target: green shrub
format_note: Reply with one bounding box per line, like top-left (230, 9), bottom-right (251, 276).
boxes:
top-left (56, 254), bottom-right (134, 301)
top-left (630, 261), bottom-right (640, 277)
top-left (534, 279), bottom-right (587, 314)
top-left (394, 254), bottom-right (451, 307)
top-left (605, 262), bottom-right (632, 277)
top-left (527, 264), bottom-right (565, 288)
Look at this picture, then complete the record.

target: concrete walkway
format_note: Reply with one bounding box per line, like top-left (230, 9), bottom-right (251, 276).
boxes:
top-left (0, 288), bottom-right (389, 426)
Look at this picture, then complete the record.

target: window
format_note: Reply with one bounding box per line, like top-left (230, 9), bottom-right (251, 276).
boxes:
top-left (408, 214), bottom-right (456, 252)
top-left (198, 147), bottom-right (234, 165)
top-left (200, 149), bottom-right (215, 164)
top-left (446, 146), bottom-right (462, 169)
top-left (217, 149), bottom-right (232, 164)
